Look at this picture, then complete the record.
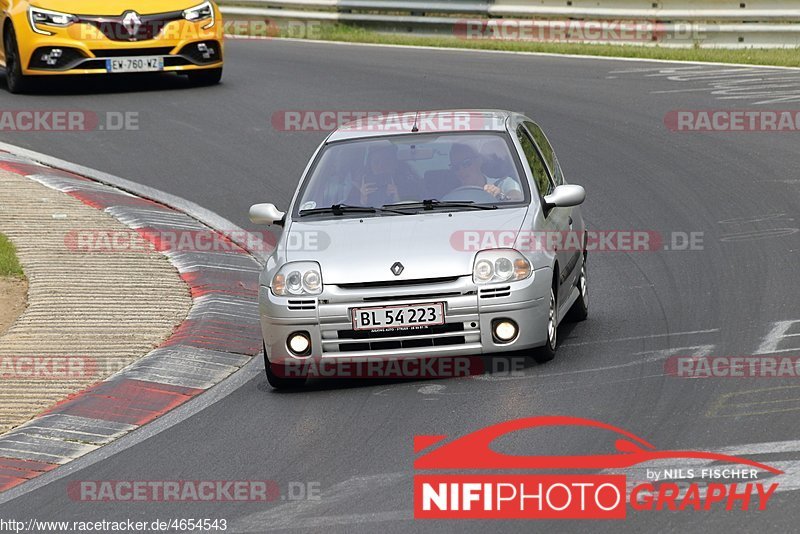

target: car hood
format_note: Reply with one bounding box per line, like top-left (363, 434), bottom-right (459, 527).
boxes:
top-left (285, 208), bottom-right (529, 285)
top-left (32, 0), bottom-right (201, 16)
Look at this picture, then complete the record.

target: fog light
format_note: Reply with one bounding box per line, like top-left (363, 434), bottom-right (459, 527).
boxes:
top-left (197, 42), bottom-right (215, 60)
top-left (493, 320), bottom-right (518, 343)
top-left (287, 332), bottom-right (311, 356)
top-left (42, 48), bottom-right (63, 66)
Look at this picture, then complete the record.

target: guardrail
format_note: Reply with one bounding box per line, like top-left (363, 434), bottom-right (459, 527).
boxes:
top-left (217, 0), bottom-right (800, 48)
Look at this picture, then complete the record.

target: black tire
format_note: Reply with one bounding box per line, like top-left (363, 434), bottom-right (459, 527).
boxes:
top-left (566, 253), bottom-right (588, 322)
top-left (187, 67), bottom-right (222, 86)
top-left (4, 25), bottom-right (29, 94)
top-left (263, 345), bottom-right (307, 389)
top-left (533, 283), bottom-right (558, 364)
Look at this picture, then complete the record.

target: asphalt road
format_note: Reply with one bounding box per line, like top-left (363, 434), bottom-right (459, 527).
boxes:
top-left (1, 40), bottom-right (800, 532)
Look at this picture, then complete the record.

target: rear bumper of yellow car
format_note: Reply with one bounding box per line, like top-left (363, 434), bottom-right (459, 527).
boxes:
top-left (11, 6), bottom-right (224, 76)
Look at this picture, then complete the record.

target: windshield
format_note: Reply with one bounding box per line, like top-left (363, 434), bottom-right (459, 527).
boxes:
top-left (294, 133), bottom-right (528, 216)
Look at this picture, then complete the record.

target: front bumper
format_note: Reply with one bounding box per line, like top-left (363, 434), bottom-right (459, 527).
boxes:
top-left (259, 268), bottom-right (553, 365)
top-left (13, 12), bottom-right (224, 75)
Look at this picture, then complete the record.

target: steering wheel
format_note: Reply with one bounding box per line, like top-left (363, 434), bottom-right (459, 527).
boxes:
top-left (441, 185), bottom-right (498, 203)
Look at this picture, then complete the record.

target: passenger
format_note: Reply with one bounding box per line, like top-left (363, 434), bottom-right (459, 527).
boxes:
top-left (356, 144), bottom-right (421, 205)
top-left (318, 146), bottom-right (363, 207)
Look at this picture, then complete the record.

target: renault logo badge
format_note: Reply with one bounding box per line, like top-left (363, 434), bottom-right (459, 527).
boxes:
top-left (122, 11), bottom-right (142, 38)
top-left (391, 262), bottom-right (404, 276)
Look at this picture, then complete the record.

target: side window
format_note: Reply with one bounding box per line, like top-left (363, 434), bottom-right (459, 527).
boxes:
top-left (551, 157), bottom-right (565, 187)
top-left (524, 121), bottom-right (564, 187)
top-left (516, 126), bottom-right (553, 197)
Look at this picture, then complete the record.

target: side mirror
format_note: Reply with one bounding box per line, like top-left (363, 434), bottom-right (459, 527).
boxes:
top-left (543, 184), bottom-right (585, 209)
top-left (249, 203), bottom-right (286, 226)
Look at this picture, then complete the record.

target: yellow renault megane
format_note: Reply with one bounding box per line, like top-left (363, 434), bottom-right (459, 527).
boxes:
top-left (0, 0), bottom-right (223, 93)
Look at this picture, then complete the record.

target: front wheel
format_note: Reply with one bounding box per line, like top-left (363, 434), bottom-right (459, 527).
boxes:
top-left (4, 26), bottom-right (29, 94)
top-left (187, 67), bottom-right (222, 86)
top-left (566, 254), bottom-right (588, 322)
top-left (533, 285), bottom-right (558, 363)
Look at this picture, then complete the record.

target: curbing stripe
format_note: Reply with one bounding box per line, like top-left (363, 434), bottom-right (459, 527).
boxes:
top-left (1, 415), bottom-right (136, 446)
top-left (28, 174), bottom-right (118, 191)
top-left (136, 227), bottom-right (251, 257)
top-left (180, 276), bottom-right (260, 299)
top-left (0, 160), bottom-right (48, 177)
top-left (0, 437), bottom-right (98, 463)
top-left (162, 318), bottom-right (262, 354)
top-left (0, 150), bottom-right (265, 493)
top-left (114, 346), bottom-right (251, 390)
top-left (105, 207), bottom-right (210, 231)
top-left (0, 458), bottom-right (57, 492)
top-left (65, 191), bottom-right (165, 211)
top-left (167, 251), bottom-right (263, 272)
top-left (42, 379), bottom-right (204, 427)
top-left (168, 255), bottom-right (262, 273)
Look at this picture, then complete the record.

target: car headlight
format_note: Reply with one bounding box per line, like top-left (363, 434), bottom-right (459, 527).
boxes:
top-left (272, 262), bottom-right (323, 296)
top-left (183, 1), bottom-right (215, 29)
top-left (28, 7), bottom-right (77, 35)
top-left (472, 249), bottom-right (532, 285)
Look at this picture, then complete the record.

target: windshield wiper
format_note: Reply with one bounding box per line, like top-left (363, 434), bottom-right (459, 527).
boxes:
top-left (299, 204), bottom-right (410, 217)
top-left (300, 204), bottom-right (375, 217)
top-left (383, 199), bottom-right (498, 211)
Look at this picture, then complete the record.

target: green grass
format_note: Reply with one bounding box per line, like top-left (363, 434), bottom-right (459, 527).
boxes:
top-left (0, 233), bottom-right (24, 279)
top-left (250, 23), bottom-right (800, 68)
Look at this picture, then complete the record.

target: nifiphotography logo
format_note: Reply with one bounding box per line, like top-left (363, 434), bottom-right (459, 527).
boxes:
top-left (413, 416), bottom-right (782, 520)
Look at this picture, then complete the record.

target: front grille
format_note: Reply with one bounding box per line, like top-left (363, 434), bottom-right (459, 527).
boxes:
top-left (91, 47), bottom-right (174, 57)
top-left (77, 11), bottom-right (183, 42)
top-left (339, 323), bottom-right (465, 340)
top-left (164, 57), bottom-right (192, 67)
top-left (330, 323), bottom-right (471, 352)
top-left (361, 291), bottom-right (462, 303)
top-left (480, 286), bottom-right (511, 299)
top-left (320, 276), bottom-right (480, 354)
top-left (339, 337), bottom-right (466, 352)
top-left (337, 276), bottom-right (461, 290)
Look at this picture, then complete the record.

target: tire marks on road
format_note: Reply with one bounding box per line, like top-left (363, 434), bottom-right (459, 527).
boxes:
top-left (608, 65), bottom-right (800, 105)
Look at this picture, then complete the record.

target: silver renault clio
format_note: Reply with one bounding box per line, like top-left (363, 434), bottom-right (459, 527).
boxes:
top-left (250, 110), bottom-right (588, 388)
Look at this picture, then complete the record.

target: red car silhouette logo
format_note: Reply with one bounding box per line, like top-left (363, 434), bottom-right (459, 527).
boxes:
top-left (414, 415), bottom-right (783, 473)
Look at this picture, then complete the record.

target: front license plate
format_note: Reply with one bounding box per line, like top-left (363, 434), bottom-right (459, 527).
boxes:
top-left (352, 303), bottom-right (445, 331)
top-left (106, 57), bottom-right (164, 73)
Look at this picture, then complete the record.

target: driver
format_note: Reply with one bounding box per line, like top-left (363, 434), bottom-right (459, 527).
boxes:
top-left (449, 143), bottom-right (523, 201)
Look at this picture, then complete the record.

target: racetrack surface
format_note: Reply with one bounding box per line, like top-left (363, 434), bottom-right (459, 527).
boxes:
top-left (1, 40), bottom-right (800, 532)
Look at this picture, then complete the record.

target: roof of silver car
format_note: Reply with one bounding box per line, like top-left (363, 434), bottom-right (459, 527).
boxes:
top-left (326, 109), bottom-right (514, 142)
